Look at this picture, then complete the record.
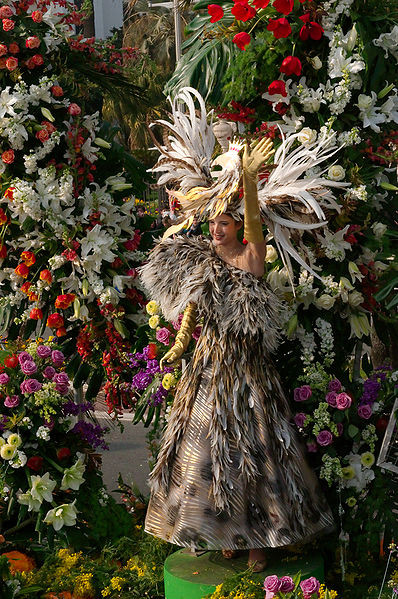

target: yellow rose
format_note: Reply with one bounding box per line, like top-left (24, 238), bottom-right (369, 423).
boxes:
top-left (148, 315), bottom-right (160, 329)
top-left (146, 301), bottom-right (159, 316)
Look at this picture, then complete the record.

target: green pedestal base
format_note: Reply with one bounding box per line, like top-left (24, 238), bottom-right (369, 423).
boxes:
top-left (164, 549), bottom-right (324, 599)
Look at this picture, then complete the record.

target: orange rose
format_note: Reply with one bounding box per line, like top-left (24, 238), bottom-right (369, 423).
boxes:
top-left (8, 42), bottom-right (19, 54)
top-left (15, 263), bottom-right (29, 278)
top-left (5, 56), bottom-right (18, 71)
top-left (21, 251), bottom-right (36, 266)
top-left (28, 291), bottom-right (39, 302)
top-left (1, 149), bottom-right (15, 164)
top-left (2, 551), bottom-right (36, 575)
top-left (56, 327), bottom-right (67, 338)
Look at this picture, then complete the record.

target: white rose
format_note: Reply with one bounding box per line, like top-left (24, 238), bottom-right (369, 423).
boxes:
top-left (348, 291), bottom-right (364, 308)
top-left (311, 56), bottom-right (322, 70)
top-left (328, 164), bottom-right (346, 181)
top-left (371, 222), bottom-right (387, 239)
top-left (357, 94), bottom-right (373, 111)
top-left (316, 294), bottom-right (336, 310)
top-left (298, 127), bottom-right (317, 146)
top-left (265, 245), bottom-right (278, 263)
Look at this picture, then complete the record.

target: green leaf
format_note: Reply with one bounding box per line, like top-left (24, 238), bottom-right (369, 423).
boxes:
top-left (85, 369), bottom-right (104, 401)
top-left (348, 424), bottom-right (359, 438)
top-left (380, 182), bottom-right (398, 191)
top-left (73, 362), bottom-right (91, 389)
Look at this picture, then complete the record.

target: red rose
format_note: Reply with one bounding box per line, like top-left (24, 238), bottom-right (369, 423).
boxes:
top-left (30, 308), bottom-right (43, 320)
top-left (207, 4), bottom-right (224, 22)
top-left (280, 55), bottom-right (302, 76)
top-left (51, 85), bottom-right (64, 97)
top-left (267, 79), bottom-right (287, 96)
top-left (21, 251), bottom-right (36, 266)
top-left (0, 44), bottom-right (7, 56)
top-left (2, 19), bottom-right (15, 31)
top-left (36, 128), bottom-right (49, 142)
top-left (274, 101), bottom-right (289, 115)
top-left (233, 31), bottom-right (251, 50)
top-left (299, 13), bottom-right (324, 40)
top-left (231, 1), bottom-right (256, 21)
top-left (57, 447), bottom-right (72, 460)
top-left (56, 327), bottom-right (67, 338)
top-left (25, 57), bottom-right (36, 70)
top-left (253, 0), bottom-right (269, 8)
top-left (26, 36), bottom-right (41, 49)
top-left (55, 293), bottom-right (75, 309)
top-left (0, 7), bottom-right (14, 19)
top-left (147, 343), bottom-right (158, 359)
top-left (8, 42), bottom-right (19, 54)
top-left (0, 243), bottom-right (7, 259)
top-left (32, 54), bottom-right (44, 66)
top-left (39, 269), bottom-right (52, 283)
top-left (15, 263), bottom-right (30, 278)
top-left (2, 149), bottom-right (15, 164)
top-left (5, 57), bottom-right (18, 71)
top-left (31, 10), bottom-right (43, 23)
top-left (266, 17), bottom-right (291, 38)
top-left (4, 354), bottom-right (18, 369)
top-left (27, 456), bottom-right (43, 472)
top-left (272, 0), bottom-right (293, 14)
top-left (68, 103), bottom-right (81, 116)
top-left (42, 121), bottom-right (56, 134)
top-left (47, 313), bottom-right (64, 329)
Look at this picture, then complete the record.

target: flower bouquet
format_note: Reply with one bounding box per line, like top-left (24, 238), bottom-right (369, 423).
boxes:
top-left (0, 338), bottom-right (120, 546)
top-left (264, 574), bottom-right (337, 599)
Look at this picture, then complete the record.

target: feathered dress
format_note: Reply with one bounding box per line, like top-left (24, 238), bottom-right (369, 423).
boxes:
top-left (140, 236), bottom-right (334, 550)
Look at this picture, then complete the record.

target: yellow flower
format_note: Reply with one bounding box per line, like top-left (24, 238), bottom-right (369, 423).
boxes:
top-left (146, 301), bottom-right (159, 316)
top-left (0, 444), bottom-right (17, 460)
top-left (8, 433), bottom-right (22, 448)
top-left (360, 451), bottom-right (375, 468)
top-left (341, 466), bottom-right (355, 480)
top-left (148, 315), bottom-right (160, 329)
top-left (162, 373), bottom-right (177, 390)
top-left (110, 576), bottom-right (125, 590)
top-left (346, 496), bottom-right (357, 507)
top-left (74, 572), bottom-right (94, 596)
top-left (101, 587), bottom-right (111, 597)
top-left (319, 584), bottom-right (338, 599)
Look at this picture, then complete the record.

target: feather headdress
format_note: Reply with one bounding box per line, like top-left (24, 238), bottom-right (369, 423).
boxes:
top-left (150, 87), bottom-right (348, 273)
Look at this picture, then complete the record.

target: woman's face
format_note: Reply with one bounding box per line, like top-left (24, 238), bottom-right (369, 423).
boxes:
top-left (209, 214), bottom-right (242, 246)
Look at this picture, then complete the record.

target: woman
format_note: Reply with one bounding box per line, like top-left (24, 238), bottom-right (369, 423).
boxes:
top-left (139, 138), bottom-right (334, 571)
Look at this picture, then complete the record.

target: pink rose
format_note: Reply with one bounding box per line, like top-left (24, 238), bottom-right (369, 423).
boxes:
top-left (43, 366), bottom-right (56, 379)
top-left (68, 103), bottom-right (81, 116)
top-left (279, 576), bottom-right (295, 593)
top-left (300, 577), bottom-right (320, 597)
top-left (20, 378), bottom-right (42, 394)
top-left (264, 575), bottom-right (281, 593)
top-left (325, 391), bottom-right (337, 407)
top-left (294, 385), bottom-right (312, 402)
top-left (336, 392), bottom-right (352, 410)
top-left (156, 327), bottom-right (171, 345)
top-left (18, 351), bottom-right (32, 364)
top-left (336, 422), bottom-right (343, 436)
top-left (4, 395), bottom-right (19, 408)
top-left (316, 430), bottom-right (333, 446)
top-left (294, 412), bottom-right (307, 428)
top-left (0, 6), bottom-right (14, 18)
top-left (328, 378), bottom-right (342, 392)
top-left (51, 350), bottom-right (65, 366)
top-left (37, 345), bottom-right (52, 359)
top-left (20, 360), bottom-right (37, 375)
top-left (53, 372), bottom-right (70, 385)
top-left (172, 314), bottom-right (183, 331)
top-left (0, 373), bottom-right (10, 385)
top-left (358, 404), bottom-right (372, 419)
top-left (307, 441), bottom-right (318, 453)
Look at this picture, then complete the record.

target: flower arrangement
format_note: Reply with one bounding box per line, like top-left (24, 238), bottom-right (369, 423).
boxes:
top-left (0, 0), bottom-right (149, 403)
top-left (0, 339), bottom-right (121, 545)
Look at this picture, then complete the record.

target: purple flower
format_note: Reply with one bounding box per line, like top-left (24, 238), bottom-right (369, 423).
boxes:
top-left (150, 384), bottom-right (168, 406)
top-left (192, 325), bottom-right (202, 341)
top-left (146, 359), bottom-right (161, 374)
top-left (20, 378), bottom-right (42, 394)
top-left (279, 576), bottom-right (295, 593)
top-left (36, 345), bottom-right (52, 359)
top-left (0, 415), bottom-right (9, 433)
top-left (336, 392), bottom-right (352, 410)
top-left (51, 350), bottom-right (65, 366)
top-left (20, 360), bottom-right (37, 375)
top-left (156, 327), bottom-right (171, 345)
top-left (0, 373), bottom-right (10, 385)
top-left (325, 391), bottom-right (337, 407)
top-left (131, 371), bottom-right (153, 391)
top-left (307, 441), bottom-right (318, 453)
top-left (300, 577), bottom-right (320, 598)
top-left (358, 404), bottom-right (372, 419)
top-left (62, 400), bottom-right (92, 416)
top-left (328, 378), bottom-right (342, 392)
top-left (53, 372), bottom-right (70, 385)
top-left (336, 422), bottom-right (343, 436)
top-left (56, 384), bottom-right (69, 396)
top-left (43, 366), bottom-right (56, 379)
top-left (71, 420), bottom-right (109, 450)
top-left (44, 416), bottom-right (55, 430)
top-left (316, 430), bottom-right (333, 447)
top-left (264, 575), bottom-right (281, 593)
top-left (293, 385), bottom-right (312, 402)
top-left (18, 351), bottom-right (31, 364)
top-left (4, 395), bottom-right (19, 408)
top-left (294, 413), bottom-right (307, 428)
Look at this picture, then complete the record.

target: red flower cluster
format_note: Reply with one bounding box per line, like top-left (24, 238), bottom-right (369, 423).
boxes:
top-left (359, 262), bottom-right (379, 312)
top-left (55, 293), bottom-right (76, 309)
top-left (231, 0), bottom-right (256, 21)
top-left (217, 100), bottom-right (256, 123)
top-left (233, 31), bottom-right (251, 51)
top-left (267, 17), bottom-right (291, 38)
top-left (299, 13), bottom-right (324, 40)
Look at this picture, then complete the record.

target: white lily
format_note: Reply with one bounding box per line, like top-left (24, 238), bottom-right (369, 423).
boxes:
top-left (61, 458), bottom-right (86, 491)
top-left (44, 502), bottom-right (78, 531)
top-left (17, 489), bottom-right (42, 512)
top-left (30, 472), bottom-right (57, 503)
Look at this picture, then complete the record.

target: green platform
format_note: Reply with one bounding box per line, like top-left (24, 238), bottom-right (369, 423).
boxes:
top-left (164, 549), bottom-right (324, 599)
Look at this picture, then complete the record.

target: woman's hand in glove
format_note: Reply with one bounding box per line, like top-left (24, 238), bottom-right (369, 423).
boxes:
top-left (242, 137), bottom-right (275, 180)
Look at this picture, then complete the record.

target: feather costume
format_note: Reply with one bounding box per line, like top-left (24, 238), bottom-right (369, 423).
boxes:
top-left (140, 237), bottom-right (334, 550)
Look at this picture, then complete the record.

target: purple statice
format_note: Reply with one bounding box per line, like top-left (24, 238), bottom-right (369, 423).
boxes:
top-left (62, 400), bottom-right (93, 416)
top-left (150, 384), bottom-right (169, 406)
top-left (146, 359), bottom-right (161, 374)
top-left (71, 420), bottom-right (109, 450)
top-left (359, 378), bottom-right (381, 406)
top-left (0, 414), bottom-right (9, 433)
top-left (131, 371), bottom-right (153, 391)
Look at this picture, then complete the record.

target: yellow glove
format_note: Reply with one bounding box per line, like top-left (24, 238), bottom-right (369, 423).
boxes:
top-left (159, 302), bottom-right (197, 370)
top-left (242, 137), bottom-right (275, 243)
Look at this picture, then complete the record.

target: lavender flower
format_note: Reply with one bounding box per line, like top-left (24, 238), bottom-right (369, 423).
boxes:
top-left (62, 401), bottom-right (92, 416)
top-left (71, 421), bottom-right (109, 450)
top-left (131, 371), bottom-right (153, 391)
